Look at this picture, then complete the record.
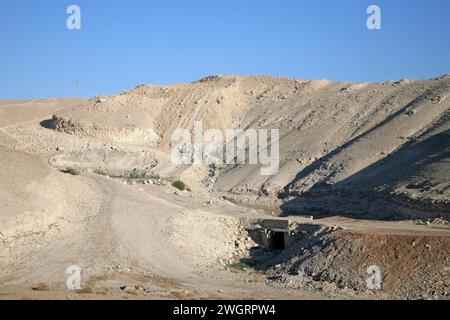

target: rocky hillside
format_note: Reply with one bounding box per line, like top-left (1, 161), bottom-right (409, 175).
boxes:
top-left (48, 75), bottom-right (450, 220)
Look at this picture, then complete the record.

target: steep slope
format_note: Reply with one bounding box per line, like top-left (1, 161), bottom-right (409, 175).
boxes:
top-left (281, 76), bottom-right (450, 220)
top-left (23, 74), bottom-right (450, 220)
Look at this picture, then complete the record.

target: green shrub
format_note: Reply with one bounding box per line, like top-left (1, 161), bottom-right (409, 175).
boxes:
top-left (227, 262), bottom-right (253, 271)
top-left (147, 173), bottom-right (161, 180)
top-left (127, 168), bottom-right (147, 179)
top-left (171, 180), bottom-right (186, 191)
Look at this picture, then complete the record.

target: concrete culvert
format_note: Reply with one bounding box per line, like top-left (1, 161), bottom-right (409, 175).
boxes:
top-left (270, 231), bottom-right (286, 250)
top-left (246, 219), bottom-right (293, 252)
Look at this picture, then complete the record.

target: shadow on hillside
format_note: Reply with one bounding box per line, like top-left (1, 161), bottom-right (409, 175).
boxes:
top-left (279, 89), bottom-right (436, 199)
top-left (280, 128), bottom-right (450, 221)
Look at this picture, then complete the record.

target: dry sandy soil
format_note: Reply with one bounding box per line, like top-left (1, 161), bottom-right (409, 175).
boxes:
top-left (0, 75), bottom-right (449, 300)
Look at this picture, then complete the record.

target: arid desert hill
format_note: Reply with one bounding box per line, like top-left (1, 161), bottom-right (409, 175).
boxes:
top-left (46, 74), bottom-right (450, 220)
top-left (0, 75), bottom-right (449, 300)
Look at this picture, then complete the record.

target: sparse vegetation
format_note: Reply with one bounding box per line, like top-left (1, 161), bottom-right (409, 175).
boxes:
top-left (127, 168), bottom-right (147, 179)
top-left (227, 262), bottom-right (254, 272)
top-left (94, 169), bottom-right (162, 181)
top-left (147, 172), bottom-right (161, 180)
top-left (171, 180), bottom-right (187, 191)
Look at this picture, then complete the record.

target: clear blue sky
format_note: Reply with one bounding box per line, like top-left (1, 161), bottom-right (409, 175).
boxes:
top-left (1, 0), bottom-right (449, 99)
